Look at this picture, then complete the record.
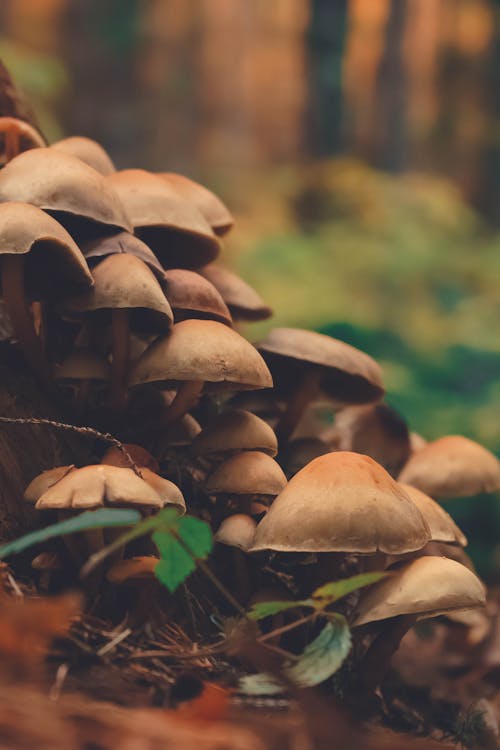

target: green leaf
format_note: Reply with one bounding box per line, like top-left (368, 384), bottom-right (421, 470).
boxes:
top-left (156, 507), bottom-right (183, 532)
top-left (247, 599), bottom-right (313, 621)
top-left (239, 616), bottom-right (352, 695)
top-left (0, 508), bottom-right (141, 559)
top-left (178, 515), bottom-right (213, 559)
top-left (152, 531), bottom-right (196, 592)
top-left (312, 572), bottom-right (388, 607)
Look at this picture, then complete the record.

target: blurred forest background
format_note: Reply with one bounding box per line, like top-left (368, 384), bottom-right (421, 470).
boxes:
top-left (0, 0), bottom-right (499, 572)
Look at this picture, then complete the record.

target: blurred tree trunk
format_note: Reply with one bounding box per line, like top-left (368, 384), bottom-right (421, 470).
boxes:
top-left (306, 0), bottom-right (348, 156)
top-left (374, 0), bottom-right (408, 171)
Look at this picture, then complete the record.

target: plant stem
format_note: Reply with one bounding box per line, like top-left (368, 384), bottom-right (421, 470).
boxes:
top-left (80, 516), bottom-right (158, 578)
top-left (258, 612), bottom-right (316, 643)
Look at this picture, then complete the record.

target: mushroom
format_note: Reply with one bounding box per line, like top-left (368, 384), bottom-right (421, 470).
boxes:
top-left (158, 173), bottom-right (234, 236)
top-left (214, 514), bottom-right (257, 604)
top-left (31, 550), bottom-right (64, 592)
top-left (214, 513), bottom-right (257, 551)
top-left (351, 556), bottom-right (486, 690)
top-left (0, 116), bottom-right (45, 164)
top-left (129, 319), bottom-right (272, 426)
top-left (0, 202), bottom-right (93, 384)
top-left (205, 451), bottom-right (287, 521)
top-left (163, 268), bottom-right (232, 325)
top-left (105, 556), bottom-right (163, 626)
top-left (198, 263), bottom-right (272, 322)
top-left (332, 403), bottom-right (410, 477)
top-left (257, 328), bottom-right (384, 443)
top-left (280, 437), bottom-right (330, 479)
top-left (61, 254), bottom-right (173, 408)
top-left (54, 349), bottom-right (110, 414)
top-left (81, 231), bottom-right (166, 287)
top-left (409, 432), bottom-right (427, 454)
top-left (24, 465), bottom-right (76, 504)
top-left (192, 410), bottom-right (278, 461)
top-left (398, 483), bottom-right (467, 547)
top-left (398, 435), bottom-right (500, 498)
top-left (50, 136), bottom-right (116, 175)
top-left (100, 443), bottom-right (160, 474)
top-left (106, 169), bottom-right (220, 269)
top-left (0, 148), bottom-right (131, 239)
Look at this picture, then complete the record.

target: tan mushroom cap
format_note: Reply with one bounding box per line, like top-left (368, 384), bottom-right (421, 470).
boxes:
top-left (81, 231), bottom-right (166, 286)
top-left (133, 467), bottom-right (186, 513)
top-left (106, 169), bottom-right (219, 268)
top-left (0, 201), bottom-right (93, 298)
top-left (34, 465), bottom-right (171, 510)
top-left (352, 556), bottom-right (486, 627)
top-left (24, 465), bottom-right (76, 504)
top-left (215, 514), bottom-right (257, 551)
top-left (198, 264), bottom-right (272, 322)
top-left (205, 451), bottom-right (287, 496)
top-left (409, 432), bottom-right (428, 454)
top-left (250, 452), bottom-right (431, 555)
top-left (54, 349), bottom-right (110, 382)
top-left (107, 556), bottom-right (159, 583)
top-left (159, 173), bottom-right (234, 235)
top-left (398, 435), bottom-right (500, 498)
top-left (130, 319), bottom-right (273, 392)
top-left (0, 117), bottom-right (46, 163)
top-left (192, 410), bottom-right (278, 459)
top-left (0, 149), bottom-right (131, 234)
top-left (50, 136), bottom-right (116, 176)
top-left (399, 483), bottom-right (467, 546)
top-left (101, 444), bottom-right (160, 473)
top-left (257, 328), bottom-right (384, 405)
top-left (163, 268), bottom-right (232, 325)
top-left (62, 254), bottom-right (173, 333)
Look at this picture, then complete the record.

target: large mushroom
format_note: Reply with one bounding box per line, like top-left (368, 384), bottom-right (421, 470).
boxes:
top-left (50, 136), bottom-right (116, 176)
top-left (158, 173), bottom-right (234, 236)
top-left (106, 169), bottom-right (220, 269)
top-left (398, 435), bottom-right (500, 498)
top-left (163, 268), bottom-right (232, 325)
top-left (257, 328), bottom-right (384, 443)
top-left (0, 201), bottom-right (93, 383)
top-left (198, 263), bottom-right (272, 322)
top-left (192, 410), bottom-right (278, 461)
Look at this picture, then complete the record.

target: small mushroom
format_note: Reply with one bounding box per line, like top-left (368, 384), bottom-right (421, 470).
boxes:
top-left (0, 117), bottom-right (45, 164)
top-left (100, 443), bottom-right (160, 474)
top-left (50, 136), bottom-right (116, 175)
top-left (54, 348), bottom-right (110, 414)
top-left (24, 465), bottom-right (76, 504)
top-left (214, 514), bottom-right (257, 604)
top-left (81, 231), bottom-right (166, 287)
top-left (198, 263), bottom-right (272, 322)
top-left (106, 556), bottom-right (162, 626)
top-left (163, 268), bottom-right (232, 325)
top-left (192, 410), bottom-right (278, 461)
top-left (158, 173), bottom-right (234, 236)
top-left (398, 483), bottom-right (467, 547)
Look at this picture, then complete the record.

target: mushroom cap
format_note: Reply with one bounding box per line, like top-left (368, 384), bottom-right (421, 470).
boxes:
top-left (257, 328), bottom-right (384, 405)
top-left (106, 169), bottom-right (220, 268)
top-left (24, 465), bottom-right (76, 504)
top-left (409, 432), bottom-right (428, 454)
top-left (215, 514), bottom-right (257, 551)
top-left (156, 414), bottom-right (202, 449)
top-left (130, 319), bottom-right (273, 392)
top-left (205, 451), bottom-right (287, 496)
top-left (159, 173), bottom-right (234, 235)
top-left (106, 556), bottom-right (159, 583)
top-left (50, 136), bottom-right (116, 176)
top-left (250, 452), bottom-right (431, 555)
top-left (62, 254), bottom-right (173, 333)
top-left (0, 148), bottom-right (131, 235)
top-left (101, 444), bottom-right (160, 473)
top-left (31, 551), bottom-right (63, 571)
top-left (0, 117), bottom-right (46, 163)
top-left (198, 264), bottom-right (272, 321)
top-left (133, 467), bottom-right (186, 513)
top-left (352, 556), bottom-right (486, 627)
top-left (81, 231), bottom-right (166, 286)
top-left (34, 465), bottom-right (171, 510)
top-left (399, 483), bottom-right (467, 546)
top-left (54, 349), bottom-right (110, 382)
top-left (163, 268), bottom-right (232, 325)
top-left (281, 437), bottom-right (330, 478)
top-left (0, 201), bottom-right (93, 299)
top-left (398, 435), bottom-right (500, 498)
top-left (334, 404), bottom-right (410, 477)
top-left (192, 410), bottom-right (278, 459)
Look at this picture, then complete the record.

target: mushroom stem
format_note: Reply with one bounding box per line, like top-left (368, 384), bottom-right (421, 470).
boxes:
top-left (360, 614), bottom-right (417, 692)
top-left (75, 378), bottom-right (91, 416)
top-left (2, 255), bottom-right (51, 385)
top-left (164, 380), bottom-right (203, 425)
top-left (109, 308), bottom-right (130, 409)
top-left (275, 370), bottom-right (320, 445)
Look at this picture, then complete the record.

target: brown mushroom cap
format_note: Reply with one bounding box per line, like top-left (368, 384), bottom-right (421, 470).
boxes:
top-left (0, 149), bottom-right (131, 236)
top-left (106, 556), bottom-right (159, 583)
top-left (163, 268), bottom-right (232, 325)
top-left (192, 410), bottom-right (278, 459)
top-left (156, 414), bottom-right (202, 450)
top-left (130, 319), bottom-right (273, 392)
top-left (158, 173), bottom-right (234, 235)
top-left (133, 467), bottom-right (186, 513)
top-left (24, 465), bottom-right (76, 504)
top-left (0, 201), bottom-right (93, 299)
top-left (50, 136), bottom-right (116, 176)
top-left (34, 465), bottom-right (171, 510)
top-left (399, 483), bottom-right (467, 546)
top-left (61, 254), bottom-right (173, 333)
top-left (205, 451), bottom-right (287, 496)
top-left (409, 432), bottom-right (428, 454)
top-left (257, 328), bottom-right (384, 405)
top-left (106, 169), bottom-right (220, 268)
top-left (31, 551), bottom-right (63, 571)
top-left (81, 231), bottom-right (166, 286)
top-left (352, 556), bottom-right (486, 627)
top-left (398, 435), bottom-right (500, 498)
top-left (214, 514), bottom-right (257, 551)
top-left (198, 264), bottom-right (272, 322)
top-left (0, 117), bottom-right (46, 164)
top-left (250, 452), bottom-right (431, 555)
top-left (101, 444), bottom-right (160, 473)
top-left (54, 349), bottom-right (110, 382)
